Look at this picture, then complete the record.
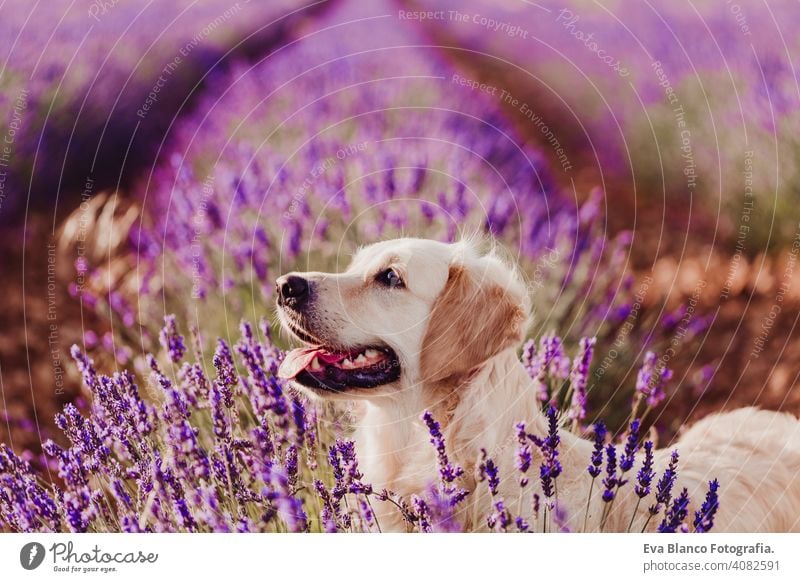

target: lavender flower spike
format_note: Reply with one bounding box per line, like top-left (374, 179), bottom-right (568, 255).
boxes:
top-left (642, 449), bottom-right (680, 532)
top-left (651, 450), bottom-right (680, 514)
top-left (569, 336), bottom-right (596, 422)
top-left (538, 406), bottom-right (562, 500)
top-left (159, 314), bottom-right (187, 363)
top-left (635, 352), bottom-right (673, 408)
top-left (693, 479), bottom-right (720, 533)
top-left (626, 440), bottom-right (655, 532)
top-left (540, 334), bottom-right (571, 380)
top-left (479, 449), bottom-right (500, 496)
top-left (421, 411), bottom-right (465, 486)
top-left (619, 419), bottom-right (641, 473)
top-left (588, 421), bottom-right (607, 478)
top-left (634, 441), bottom-right (655, 498)
top-left (487, 499), bottom-right (512, 532)
top-left (212, 339), bottom-right (238, 387)
top-left (658, 488), bottom-right (691, 533)
top-left (601, 444), bottom-right (618, 503)
top-left (412, 496), bottom-right (432, 533)
top-left (583, 420), bottom-right (606, 531)
top-left (514, 422), bottom-right (532, 487)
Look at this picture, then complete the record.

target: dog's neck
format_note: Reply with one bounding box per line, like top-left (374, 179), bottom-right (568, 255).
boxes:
top-left (354, 348), bottom-right (591, 512)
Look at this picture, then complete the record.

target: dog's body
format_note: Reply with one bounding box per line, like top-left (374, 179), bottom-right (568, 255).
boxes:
top-left (277, 237), bottom-right (800, 532)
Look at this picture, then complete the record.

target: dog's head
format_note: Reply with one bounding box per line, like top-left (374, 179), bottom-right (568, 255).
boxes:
top-left (276, 237), bottom-right (531, 401)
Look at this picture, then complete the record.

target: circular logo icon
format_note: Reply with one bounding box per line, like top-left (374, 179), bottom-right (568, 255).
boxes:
top-left (20, 542), bottom-right (46, 570)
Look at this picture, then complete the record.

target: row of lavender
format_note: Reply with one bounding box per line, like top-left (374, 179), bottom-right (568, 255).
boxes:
top-left (404, 0), bottom-right (800, 249)
top-left (0, 0), bottom-right (311, 220)
top-left (0, 316), bottom-right (718, 532)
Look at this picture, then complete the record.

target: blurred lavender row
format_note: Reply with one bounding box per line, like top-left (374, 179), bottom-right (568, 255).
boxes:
top-left (117, 0), bottom-right (635, 345)
top-left (404, 0), bottom-right (800, 249)
top-left (0, 0), bottom-right (321, 222)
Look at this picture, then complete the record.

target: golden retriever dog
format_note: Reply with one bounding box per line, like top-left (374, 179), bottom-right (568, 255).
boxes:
top-left (276, 237), bottom-right (800, 532)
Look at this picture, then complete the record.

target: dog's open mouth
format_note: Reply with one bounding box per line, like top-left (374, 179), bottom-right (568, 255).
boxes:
top-left (278, 344), bottom-right (401, 392)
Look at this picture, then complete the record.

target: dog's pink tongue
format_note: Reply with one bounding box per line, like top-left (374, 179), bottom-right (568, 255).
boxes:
top-left (278, 348), bottom-right (318, 379)
top-left (277, 347), bottom-right (347, 379)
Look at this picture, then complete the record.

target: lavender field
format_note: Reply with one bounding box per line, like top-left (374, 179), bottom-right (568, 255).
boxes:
top-left (1, 0), bottom-right (799, 536)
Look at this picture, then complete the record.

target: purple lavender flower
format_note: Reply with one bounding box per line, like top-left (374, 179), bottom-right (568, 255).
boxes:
top-left (636, 352), bottom-right (673, 408)
top-left (167, 420), bottom-right (210, 481)
top-left (212, 339), bottom-right (238, 388)
top-left (650, 450), bottom-right (680, 518)
top-left (70, 345), bottom-right (99, 393)
top-left (583, 420), bottom-right (607, 531)
top-left (159, 315), bottom-right (187, 363)
top-left (487, 499), bottom-right (512, 532)
top-left (358, 498), bottom-right (375, 529)
top-left (569, 337), bottom-right (596, 422)
top-left (522, 339), bottom-right (538, 375)
top-left (210, 384), bottom-right (232, 441)
top-left (263, 465), bottom-right (307, 533)
top-left (588, 420), bottom-right (607, 478)
top-left (552, 502), bottom-right (571, 533)
top-left (601, 444), bottom-right (618, 503)
top-left (416, 485), bottom-right (463, 533)
top-left (412, 496), bottom-right (432, 533)
top-left (625, 439), bottom-right (657, 532)
top-left (619, 419), bottom-right (641, 473)
top-left (693, 479), bottom-right (720, 533)
top-left (537, 407), bottom-right (562, 501)
top-left (328, 439), bottom-right (370, 499)
top-left (479, 449), bottom-right (501, 496)
top-left (658, 488), bottom-right (691, 533)
top-left (0, 444), bottom-right (61, 532)
top-left (544, 405), bottom-right (561, 452)
top-left (421, 411), bottom-right (468, 506)
top-left (154, 372), bottom-right (190, 422)
top-left (540, 335), bottom-right (571, 380)
top-left (152, 453), bottom-right (198, 531)
top-left (539, 464), bottom-right (556, 500)
top-left (314, 480), bottom-right (339, 533)
top-left (290, 397), bottom-right (307, 446)
top-left (514, 422), bottom-right (532, 487)
top-left (237, 330), bottom-right (287, 418)
top-left (635, 442), bottom-right (655, 498)
top-left (180, 363), bottom-right (209, 406)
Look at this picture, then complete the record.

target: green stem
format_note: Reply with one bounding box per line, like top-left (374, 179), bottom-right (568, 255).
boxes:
top-left (627, 497), bottom-right (642, 533)
top-left (630, 394), bottom-right (643, 424)
top-left (639, 406), bottom-right (653, 429)
top-left (641, 511), bottom-right (655, 533)
top-left (365, 496), bottom-right (382, 533)
top-left (600, 497), bottom-right (616, 532)
top-left (583, 478), bottom-right (596, 532)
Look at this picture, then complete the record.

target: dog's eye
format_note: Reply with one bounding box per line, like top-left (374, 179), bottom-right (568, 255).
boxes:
top-left (375, 268), bottom-right (404, 289)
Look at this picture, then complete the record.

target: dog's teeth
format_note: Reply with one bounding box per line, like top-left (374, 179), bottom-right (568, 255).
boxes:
top-left (342, 358), bottom-right (354, 369)
top-left (310, 357), bottom-right (322, 371)
top-left (355, 354), bottom-right (367, 365)
top-left (365, 349), bottom-right (378, 358)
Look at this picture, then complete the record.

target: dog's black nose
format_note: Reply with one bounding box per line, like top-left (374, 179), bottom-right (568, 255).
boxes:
top-left (276, 274), bottom-right (309, 308)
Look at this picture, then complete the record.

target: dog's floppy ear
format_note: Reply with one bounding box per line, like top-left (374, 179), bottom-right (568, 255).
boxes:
top-left (420, 262), bottom-right (527, 384)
